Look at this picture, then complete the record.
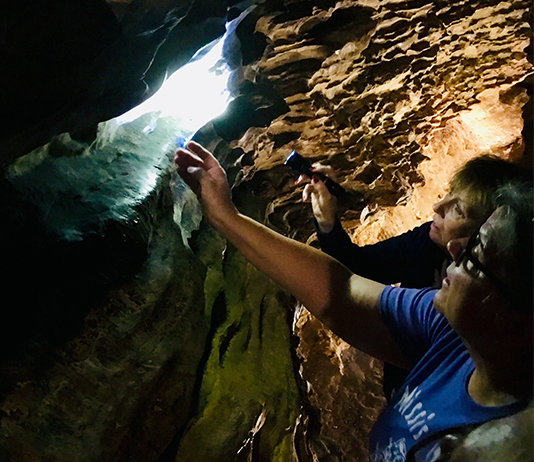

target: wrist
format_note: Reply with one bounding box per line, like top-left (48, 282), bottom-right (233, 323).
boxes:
top-left (207, 202), bottom-right (240, 232)
top-left (317, 219), bottom-right (335, 234)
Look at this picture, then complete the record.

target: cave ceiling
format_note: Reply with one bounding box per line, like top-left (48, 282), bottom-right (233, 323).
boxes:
top-left (0, 1), bottom-right (532, 461)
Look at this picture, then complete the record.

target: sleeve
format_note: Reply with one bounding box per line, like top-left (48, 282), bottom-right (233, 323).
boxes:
top-left (316, 219), bottom-right (356, 267)
top-left (317, 220), bottom-right (439, 287)
top-left (379, 286), bottom-right (449, 365)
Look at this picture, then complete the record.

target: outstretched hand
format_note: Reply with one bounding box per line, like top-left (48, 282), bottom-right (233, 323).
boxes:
top-left (175, 141), bottom-right (237, 226)
top-left (296, 163), bottom-right (338, 233)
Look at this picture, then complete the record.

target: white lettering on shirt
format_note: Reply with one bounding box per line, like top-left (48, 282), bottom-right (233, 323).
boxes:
top-left (394, 385), bottom-right (435, 441)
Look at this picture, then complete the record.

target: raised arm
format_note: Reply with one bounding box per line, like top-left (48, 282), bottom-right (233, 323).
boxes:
top-left (303, 178), bottom-right (443, 288)
top-left (175, 142), bottom-right (409, 367)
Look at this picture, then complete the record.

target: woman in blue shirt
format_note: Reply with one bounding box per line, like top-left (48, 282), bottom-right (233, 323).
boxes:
top-left (300, 155), bottom-right (530, 401)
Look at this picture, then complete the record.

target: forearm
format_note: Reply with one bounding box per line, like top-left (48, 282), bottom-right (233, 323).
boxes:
top-left (317, 220), bottom-right (359, 267)
top-left (175, 142), bottom-right (406, 365)
top-left (210, 210), bottom-right (404, 363)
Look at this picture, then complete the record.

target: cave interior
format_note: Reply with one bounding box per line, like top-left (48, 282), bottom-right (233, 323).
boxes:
top-left (0, 1), bottom-right (532, 461)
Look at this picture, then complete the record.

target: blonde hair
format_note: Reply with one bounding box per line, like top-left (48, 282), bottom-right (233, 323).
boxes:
top-left (449, 154), bottom-right (530, 218)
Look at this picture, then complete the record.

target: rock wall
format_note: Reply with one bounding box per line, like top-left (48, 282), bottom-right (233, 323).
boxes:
top-left (225, 2), bottom-right (532, 460)
top-left (0, 0), bottom-right (229, 167)
top-left (0, 1), bottom-right (531, 461)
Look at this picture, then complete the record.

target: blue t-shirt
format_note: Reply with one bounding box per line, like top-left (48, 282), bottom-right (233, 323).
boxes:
top-left (369, 286), bottom-right (527, 462)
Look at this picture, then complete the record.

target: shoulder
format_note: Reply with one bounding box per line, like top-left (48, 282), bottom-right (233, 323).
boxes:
top-left (380, 286), bottom-right (443, 338)
top-left (379, 286), bottom-right (450, 363)
top-left (380, 286), bottom-right (437, 318)
top-left (399, 221), bottom-right (433, 239)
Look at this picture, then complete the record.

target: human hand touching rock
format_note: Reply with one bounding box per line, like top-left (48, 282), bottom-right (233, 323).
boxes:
top-left (175, 141), bottom-right (238, 228)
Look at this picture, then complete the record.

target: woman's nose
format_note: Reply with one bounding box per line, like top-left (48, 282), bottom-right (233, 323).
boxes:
top-left (432, 199), bottom-right (444, 216)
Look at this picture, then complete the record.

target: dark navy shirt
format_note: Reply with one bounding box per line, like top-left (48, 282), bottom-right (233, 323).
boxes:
top-left (317, 221), bottom-right (448, 289)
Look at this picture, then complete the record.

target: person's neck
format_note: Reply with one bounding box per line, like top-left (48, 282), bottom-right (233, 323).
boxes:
top-left (468, 354), bottom-right (532, 407)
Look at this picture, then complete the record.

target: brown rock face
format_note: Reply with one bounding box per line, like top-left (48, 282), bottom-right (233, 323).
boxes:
top-left (0, 1), bottom-right (531, 462)
top-left (226, 2), bottom-right (531, 459)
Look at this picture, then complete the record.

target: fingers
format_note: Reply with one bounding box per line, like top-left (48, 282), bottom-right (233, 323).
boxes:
top-left (295, 173), bottom-right (309, 185)
top-left (311, 163), bottom-right (337, 181)
top-left (174, 141), bottom-right (221, 172)
top-left (294, 163), bottom-right (337, 186)
top-left (175, 147), bottom-right (203, 170)
top-left (302, 183), bottom-right (313, 202)
top-left (302, 176), bottom-right (330, 202)
top-left (311, 176), bottom-right (330, 195)
top-left (296, 172), bottom-right (325, 186)
top-left (185, 165), bottom-right (204, 180)
top-left (174, 147), bottom-right (206, 194)
top-left (185, 141), bottom-right (221, 170)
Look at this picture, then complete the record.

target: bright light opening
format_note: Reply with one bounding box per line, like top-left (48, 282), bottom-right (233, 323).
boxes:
top-left (7, 23), bottom-right (237, 241)
top-left (115, 35), bottom-right (233, 138)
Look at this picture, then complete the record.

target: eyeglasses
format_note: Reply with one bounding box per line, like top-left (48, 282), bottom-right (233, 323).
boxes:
top-left (455, 229), bottom-right (513, 299)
